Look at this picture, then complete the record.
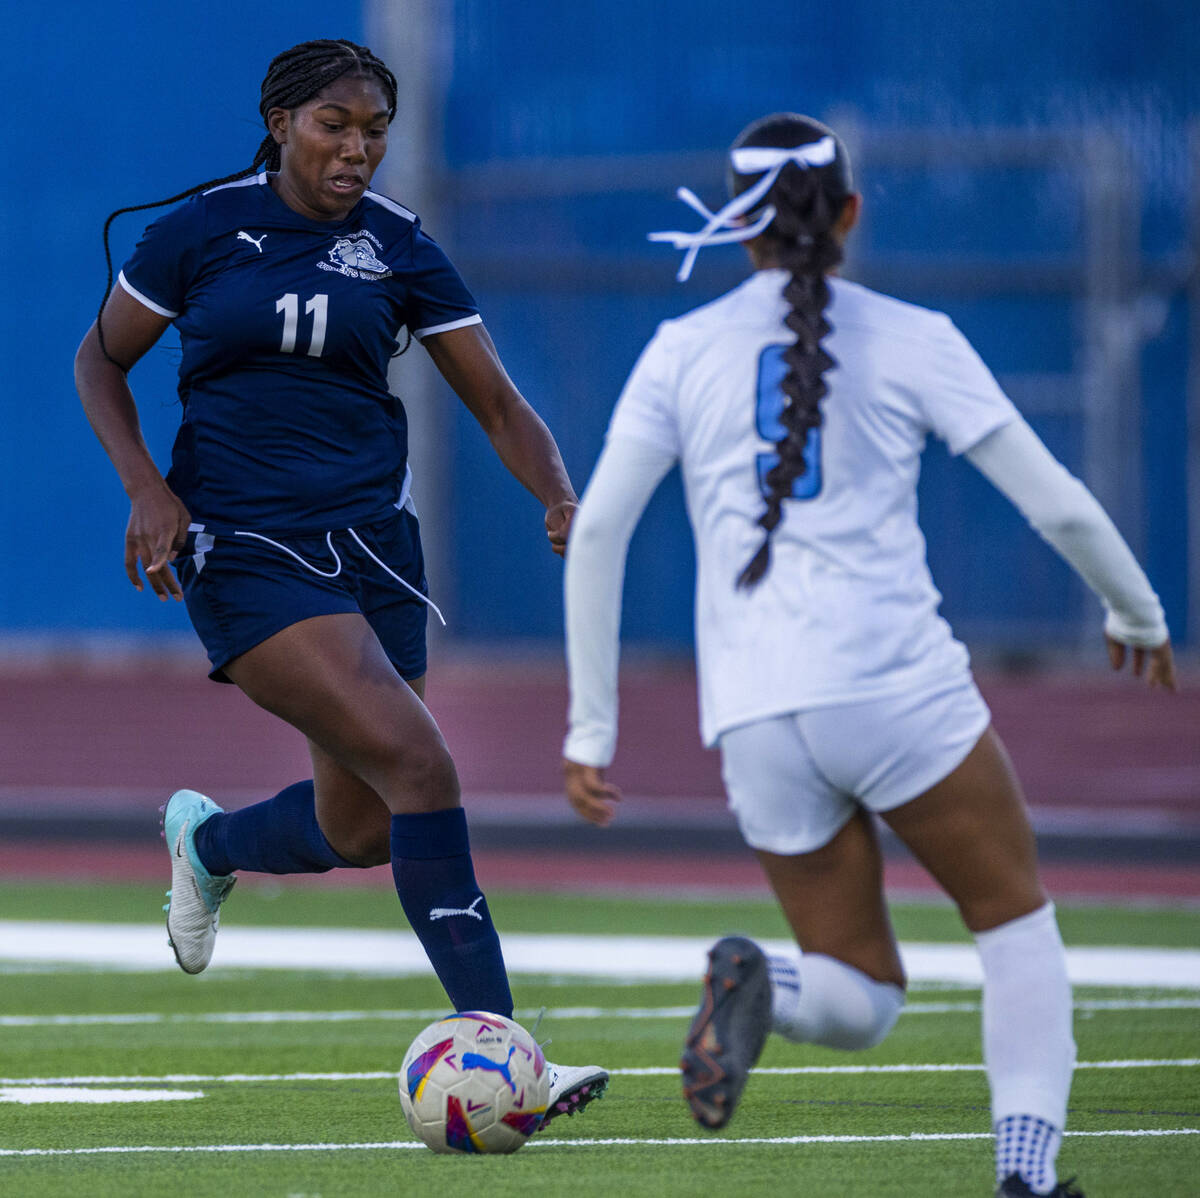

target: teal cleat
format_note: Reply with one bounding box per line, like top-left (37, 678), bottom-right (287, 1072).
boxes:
top-left (161, 789), bottom-right (235, 974)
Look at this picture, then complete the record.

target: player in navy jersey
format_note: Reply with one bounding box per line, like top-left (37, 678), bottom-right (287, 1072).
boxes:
top-left (562, 114), bottom-right (1177, 1193)
top-left (75, 38), bottom-right (606, 1123)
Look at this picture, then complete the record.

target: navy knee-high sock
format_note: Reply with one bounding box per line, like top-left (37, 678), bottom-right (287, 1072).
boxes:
top-left (193, 782), bottom-right (357, 876)
top-left (391, 808), bottom-right (513, 1017)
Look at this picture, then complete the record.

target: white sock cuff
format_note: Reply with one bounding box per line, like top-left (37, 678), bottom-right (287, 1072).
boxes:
top-left (773, 952), bottom-right (904, 1050)
top-left (973, 901), bottom-right (1058, 952)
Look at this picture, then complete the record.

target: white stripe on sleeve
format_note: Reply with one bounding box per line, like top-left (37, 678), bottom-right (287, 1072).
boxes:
top-left (117, 272), bottom-right (178, 319)
top-left (413, 313), bottom-right (483, 340)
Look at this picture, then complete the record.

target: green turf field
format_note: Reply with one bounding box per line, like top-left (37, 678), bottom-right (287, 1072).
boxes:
top-left (1, 881), bottom-right (1197, 1196)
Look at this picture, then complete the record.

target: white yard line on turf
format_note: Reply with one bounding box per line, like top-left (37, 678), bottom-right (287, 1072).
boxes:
top-left (3, 996), bottom-right (1198, 1028)
top-left (2, 923), bottom-right (1200, 988)
top-left (2, 1129), bottom-right (1197, 1157)
top-left (0, 1005), bottom-right (698, 1028)
top-left (0, 1087), bottom-right (203, 1104)
top-left (2, 1058), bottom-right (1195, 1087)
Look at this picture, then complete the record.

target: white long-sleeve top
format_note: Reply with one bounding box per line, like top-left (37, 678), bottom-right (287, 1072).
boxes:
top-left (563, 272), bottom-right (1167, 768)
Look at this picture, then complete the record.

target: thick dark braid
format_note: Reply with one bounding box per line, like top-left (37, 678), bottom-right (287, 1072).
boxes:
top-left (731, 115), bottom-right (851, 590)
top-left (737, 168), bottom-right (843, 588)
top-left (96, 38), bottom-right (398, 366)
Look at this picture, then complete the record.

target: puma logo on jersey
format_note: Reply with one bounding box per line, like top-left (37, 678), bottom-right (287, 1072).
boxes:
top-left (237, 231), bottom-right (267, 252)
top-left (428, 895), bottom-right (484, 922)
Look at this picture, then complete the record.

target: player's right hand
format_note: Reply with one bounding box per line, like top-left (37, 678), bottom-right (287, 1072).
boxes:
top-left (563, 759), bottom-right (622, 826)
top-left (1106, 635), bottom-right (1177, 692)
top-left (125, 481), bottom-right (191, 602)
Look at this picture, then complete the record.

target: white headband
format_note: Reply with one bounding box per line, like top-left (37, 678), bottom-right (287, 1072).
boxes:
top-left (648, 135), bottom-right (837, 282)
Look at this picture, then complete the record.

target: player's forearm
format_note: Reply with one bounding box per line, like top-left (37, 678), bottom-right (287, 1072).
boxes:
top-left (425, 322), bottom-right (577, 506)
top-left (486, 398), bottom-right (577, 509)
top-left (75, 333), bottom-right (166, 498)
top-left (966, 418), bottom-right (1167, 645)
top-left (563, 506), bottom-right (627, 767)
top-left (563, 435), bottom-right (677, 766)
top-left (1058, 516), bottom-right (1168, 645)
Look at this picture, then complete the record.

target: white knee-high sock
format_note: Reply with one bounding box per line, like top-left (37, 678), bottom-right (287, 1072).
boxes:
top-left (975, 902), bottom-right (1076, 1191)
top-left (768, 952), bottom-right (904, 1050)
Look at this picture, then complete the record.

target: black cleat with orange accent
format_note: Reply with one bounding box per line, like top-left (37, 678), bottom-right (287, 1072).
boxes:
top-left (680, 935), bottom-right (772, 1130)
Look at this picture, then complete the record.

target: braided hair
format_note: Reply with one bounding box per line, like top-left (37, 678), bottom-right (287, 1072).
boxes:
top-left (96, 38), bottom-right (398, 364)
top-left (730, 114), bottom-right (854, 589)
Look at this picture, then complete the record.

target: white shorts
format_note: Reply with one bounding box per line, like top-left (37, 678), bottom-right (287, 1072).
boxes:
top-left (718, 675), bottom-right (991, 855)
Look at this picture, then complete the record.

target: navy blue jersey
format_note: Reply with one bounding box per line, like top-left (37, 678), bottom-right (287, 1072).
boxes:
top-left (119, 173), bottom-right (481, 532)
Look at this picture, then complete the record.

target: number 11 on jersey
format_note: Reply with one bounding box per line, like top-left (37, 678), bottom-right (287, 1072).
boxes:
top-left (276, 293), bottom-right (328, 357)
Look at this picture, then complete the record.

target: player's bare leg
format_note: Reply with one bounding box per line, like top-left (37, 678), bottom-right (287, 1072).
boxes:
top-left (880, 727), bottom-right (1044, 932)
top-left (297, 669), bottom-right (429, 866)
top-left (220, 612), bottom-right (517, 1013)
top-left (750, 811), bottom-right (907, 1051)
top-left (757, 808), bottom-right (905, 985)
top-left (228, 615), bottom-right (610, 1109)
top-left (883, 727), bottom-right (1076, 1196)
top-left (305, 741), bottom-right (391, 867)
top-left (225, 613), bottom-right (460, 822)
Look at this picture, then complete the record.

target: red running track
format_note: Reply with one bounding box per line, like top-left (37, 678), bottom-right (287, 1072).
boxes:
top-left (1, 657), bottom-right (1197, 901)
top-left (1, 657), bottom-right (1197, 804)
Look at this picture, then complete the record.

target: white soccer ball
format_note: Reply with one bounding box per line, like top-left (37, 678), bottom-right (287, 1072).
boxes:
top-left (398, 1011), bottom-right (549, 1154)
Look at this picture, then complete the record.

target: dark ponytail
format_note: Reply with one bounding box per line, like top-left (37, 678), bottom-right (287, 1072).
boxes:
top-left (96, 38), bottom-right (398, 365)
top-left (730, 115), bottom-right (852, 589)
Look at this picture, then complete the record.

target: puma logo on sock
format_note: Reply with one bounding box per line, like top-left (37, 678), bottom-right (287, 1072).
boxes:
top-left (429, 895), bottom-right (484, 921)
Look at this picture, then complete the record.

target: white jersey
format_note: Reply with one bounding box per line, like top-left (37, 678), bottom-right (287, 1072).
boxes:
top-left (606, 270), bottom-right (1018, 746)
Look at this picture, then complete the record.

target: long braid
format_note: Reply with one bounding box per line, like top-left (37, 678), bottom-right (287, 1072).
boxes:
top-left (96, 38), bottom-right (398, 366)
top-left (731, 115), bottom-right (851, 589)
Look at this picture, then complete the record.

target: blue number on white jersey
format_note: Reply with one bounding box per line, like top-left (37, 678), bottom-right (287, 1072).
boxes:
top-left (754, 343), bottom-right (822, 500)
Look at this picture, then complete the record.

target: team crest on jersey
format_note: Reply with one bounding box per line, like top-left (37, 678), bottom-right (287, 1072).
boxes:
top-left (318, 229), bottom-right (392, 280)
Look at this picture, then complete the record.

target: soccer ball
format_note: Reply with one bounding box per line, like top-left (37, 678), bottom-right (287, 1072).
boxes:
top-left (399, 1011), bottom-right (549, 1154)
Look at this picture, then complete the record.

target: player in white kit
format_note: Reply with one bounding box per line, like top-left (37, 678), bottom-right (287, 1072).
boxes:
top-left (561, 114), bottom-right (1175, 1197)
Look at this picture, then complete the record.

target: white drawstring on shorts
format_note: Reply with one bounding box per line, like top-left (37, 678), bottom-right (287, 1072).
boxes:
top-left (230, 527), bottom-right (447, 626)
top-left (234, 529), bottom-right (345, 578)
top-left (648, 135), bottom-right (837, 282)
top-left (346, 527), bottom-right (446, 626)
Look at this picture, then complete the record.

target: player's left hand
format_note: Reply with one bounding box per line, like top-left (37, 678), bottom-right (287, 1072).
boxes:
top-left (545, 500), bottom-right (578, 556)
top-left (1106, 634), bottom-right (1178, 692)
top-left (563, 758), bottom-right (621, 826)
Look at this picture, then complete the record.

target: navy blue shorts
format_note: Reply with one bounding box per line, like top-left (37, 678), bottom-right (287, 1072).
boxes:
top-left (173, 507), bottom-right (430, 684)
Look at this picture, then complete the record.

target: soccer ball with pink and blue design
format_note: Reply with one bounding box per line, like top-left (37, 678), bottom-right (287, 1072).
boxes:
top-left (399, 1011), bottom-right (550, 1153)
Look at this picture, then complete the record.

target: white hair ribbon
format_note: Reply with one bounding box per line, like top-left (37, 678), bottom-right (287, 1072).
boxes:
top-left (648, 136), bottom-right (837, 282)
top-left (729, 136), bottom-right (838, 175)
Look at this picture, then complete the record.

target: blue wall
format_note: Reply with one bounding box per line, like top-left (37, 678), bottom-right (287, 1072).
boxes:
top-left (2, 1), bottom-right (1195, 650)
top-left (0, 4), bottom-right (365, 638)
top-left (439, 0), bottom-right (1197, 647)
